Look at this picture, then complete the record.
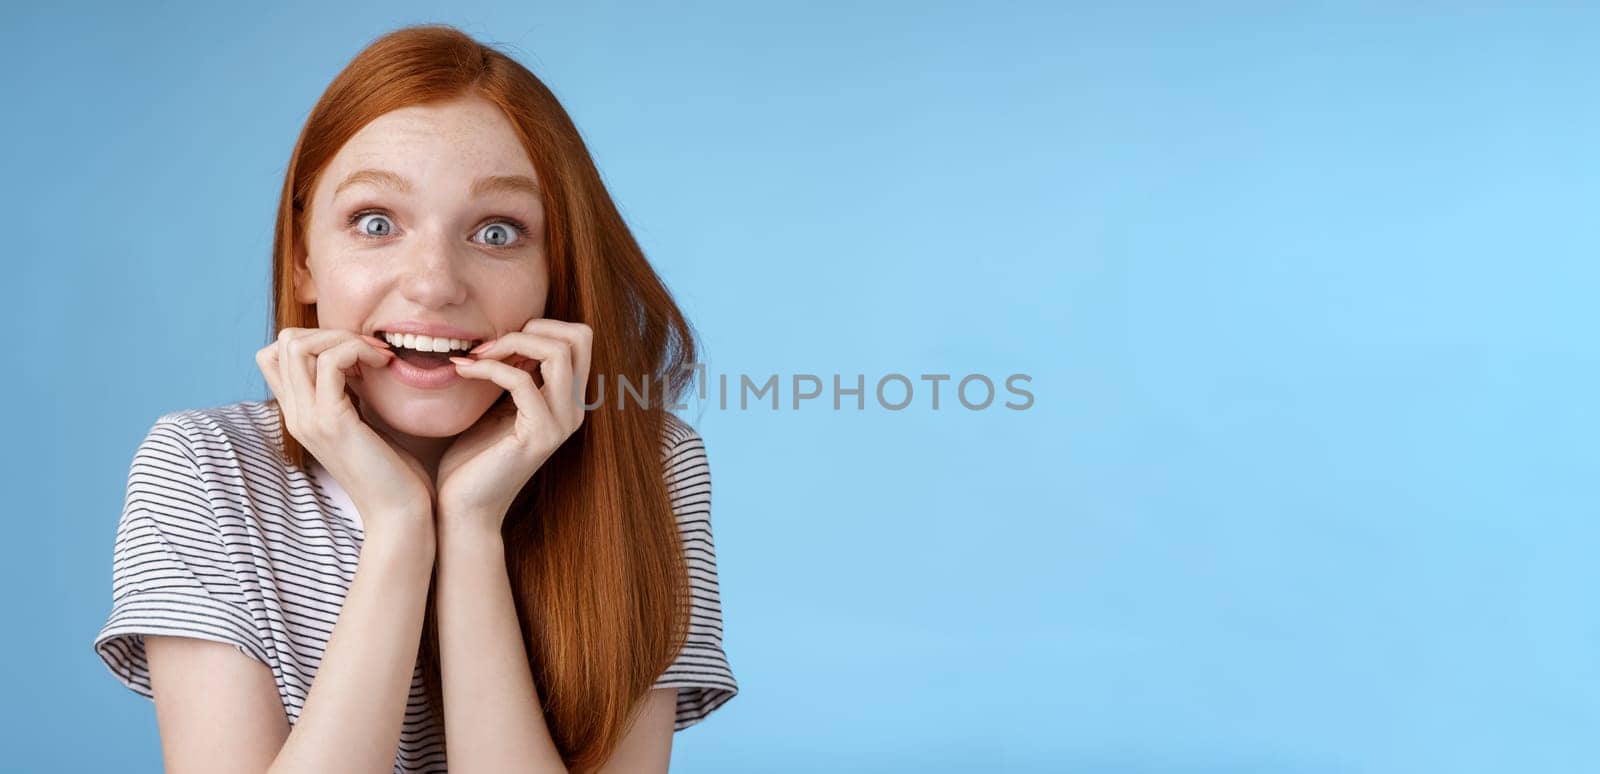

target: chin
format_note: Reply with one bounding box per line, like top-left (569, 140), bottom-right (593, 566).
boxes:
top-left (360, 382), bottom-right (499, 437)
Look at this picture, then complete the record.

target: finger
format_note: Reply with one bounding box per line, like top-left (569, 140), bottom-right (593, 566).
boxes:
top-left (282, 329), bottom-right (339, 427)
top-left (486, 319), bottom-right (592, 398)
top-left (274, 328), bottom-right (303, 426)
top-left (347, 334), bottom-right (395, 379)
top-left (475, 321), bottom-right (588, 375)
top-left (316, 339), bottom-right (394, 419)
top-left (528, 320), bottom-right (592, 405)
top-left (256, 343), bottom-right (288, 408)
top-left (522, 319), bottom-right (591, 393)
top-left (449, 355), bottom-right (559, 439)
top-left (472, 332), bottom-right (575, 408)
top-left (283, 329), bottom-right (377, 428)
top-left (469, 332), bottom-right (577, 429)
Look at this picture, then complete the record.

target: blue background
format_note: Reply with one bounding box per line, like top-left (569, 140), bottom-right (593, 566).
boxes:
top-left (5, 2), bottom-right (1597, 772)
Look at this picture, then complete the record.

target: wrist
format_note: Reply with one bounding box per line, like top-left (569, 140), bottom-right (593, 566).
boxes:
top-left (436, 513), bottom-right (505, 554)
top-left (361, 515), bottom-right (437, 566)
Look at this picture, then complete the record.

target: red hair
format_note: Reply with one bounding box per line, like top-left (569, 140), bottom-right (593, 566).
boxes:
top-left (267, 24), bottom-right (697, 771)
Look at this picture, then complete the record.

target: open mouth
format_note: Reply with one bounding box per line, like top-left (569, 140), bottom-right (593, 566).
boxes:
top-left (376, 330), bottom-right (482, 369)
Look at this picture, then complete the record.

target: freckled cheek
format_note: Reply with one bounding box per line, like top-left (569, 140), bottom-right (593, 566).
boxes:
top-left (480, 273), bottom-right (549, 319)
top-left (326, 256), bottom-right (395, 286)
top-left (311, 265), bottom-right (387, 321)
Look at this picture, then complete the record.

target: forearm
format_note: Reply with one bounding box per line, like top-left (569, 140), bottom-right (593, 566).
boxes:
top-left (435, 517), bottom-right (567, 773)
top-left (268, 520), bottom-right (436, 774)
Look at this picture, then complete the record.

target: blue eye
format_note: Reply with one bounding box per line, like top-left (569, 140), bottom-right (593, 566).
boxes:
top-left (345, 209), bottom-right (532, 248)
top-left (476, 219), bottom-right (531, 247)
top-left (478, 222), bottom-right (516, 246)
top-left (349, 211), bottom-right (394, 238)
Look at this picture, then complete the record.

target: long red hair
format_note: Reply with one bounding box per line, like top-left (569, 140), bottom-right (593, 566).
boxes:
top-left (266, 24), bottom-right (697, 771)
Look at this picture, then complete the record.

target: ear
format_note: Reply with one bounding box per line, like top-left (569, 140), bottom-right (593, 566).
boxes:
top-left (292, 245), bottom-right (318, 305)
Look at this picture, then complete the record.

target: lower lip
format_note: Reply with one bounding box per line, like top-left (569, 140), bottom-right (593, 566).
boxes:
top-left (386, 353), bottom-right (465, 390)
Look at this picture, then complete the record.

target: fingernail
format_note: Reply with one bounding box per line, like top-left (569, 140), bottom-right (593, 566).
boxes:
top-left (362, 334), bottom-right (392, 349)
top-left (449, 356), bottom-right (473, 367)
top-left (470, 340), bottom-right (492, 354)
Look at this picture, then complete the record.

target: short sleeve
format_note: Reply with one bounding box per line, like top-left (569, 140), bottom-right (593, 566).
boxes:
top-left (92, 414), bottom-right (272, 699)
top-left (651, 417), bottom-right (739, 730)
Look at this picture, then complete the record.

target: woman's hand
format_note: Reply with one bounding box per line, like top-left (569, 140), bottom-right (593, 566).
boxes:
top-left (434, 319), bottom-right (593, 530)
top-left (256, 328), bottom-right (437, 537)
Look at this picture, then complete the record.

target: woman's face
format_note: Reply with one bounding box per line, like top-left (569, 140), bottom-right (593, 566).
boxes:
top-left (295, 94), bottom-right (548, 443)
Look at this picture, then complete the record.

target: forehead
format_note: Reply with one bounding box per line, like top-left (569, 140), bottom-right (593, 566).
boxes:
top-left (320, 96), bottom-right (537, 190)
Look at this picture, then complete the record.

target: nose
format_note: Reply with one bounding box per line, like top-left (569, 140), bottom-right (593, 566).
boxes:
top-left (395, 227), bottom-right (469, 307)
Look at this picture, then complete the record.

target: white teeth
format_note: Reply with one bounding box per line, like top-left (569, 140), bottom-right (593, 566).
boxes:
top-left (381, 331), bottom-right (478, 353)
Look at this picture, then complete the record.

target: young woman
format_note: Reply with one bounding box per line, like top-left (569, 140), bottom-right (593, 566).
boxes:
top-left (92, 24), bottom-right (737, 773)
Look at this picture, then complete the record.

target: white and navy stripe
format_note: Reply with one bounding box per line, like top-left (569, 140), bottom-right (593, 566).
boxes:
top-left (93, 399), bottom-right (737, 773)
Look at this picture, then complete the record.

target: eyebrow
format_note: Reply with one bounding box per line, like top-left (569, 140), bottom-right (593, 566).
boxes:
top-left (333, 168), bottom-right (542, 200)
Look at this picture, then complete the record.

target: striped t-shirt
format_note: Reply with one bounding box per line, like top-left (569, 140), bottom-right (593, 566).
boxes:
top-left (93, 399), bottom-right (738, 773)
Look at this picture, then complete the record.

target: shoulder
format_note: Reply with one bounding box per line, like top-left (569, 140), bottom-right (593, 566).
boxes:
top-left (115, 404), bottom-right (287, 590)
top-left (659, 411), bottom-right (702, 455)
top-left (129, 400), bottom-right (297, 525)
top-left (148, 399), bottom-right (282, 455)
top-left (139, 400), bottom-right (285, 474)
top-left (658, 413), bottom-right (711, 503)
top-left (124, 400), bottom-right (346, 567)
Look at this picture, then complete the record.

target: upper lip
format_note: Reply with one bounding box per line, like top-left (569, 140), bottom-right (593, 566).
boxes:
top-left (372, 320), bottom-right (490, 342)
